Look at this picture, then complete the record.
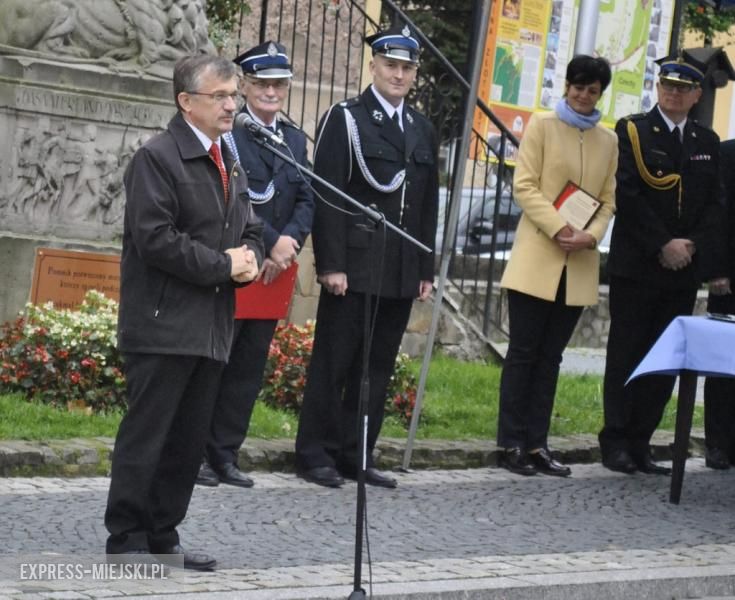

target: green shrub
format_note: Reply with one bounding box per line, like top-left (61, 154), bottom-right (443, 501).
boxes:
top-left (0, 293), bottom-right (418, 426)
top-left (258, 322), bottom-right (314, 413)
top-left (386, 352), bottom-right (418, 425)
top-left (0, 290), bottom-right (124, 413)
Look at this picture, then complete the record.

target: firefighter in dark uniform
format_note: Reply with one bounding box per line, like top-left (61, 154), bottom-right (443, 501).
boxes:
top-left (600, 55), bottom-right (724, 474)
top-left (702, 138), bottom-right (735, 469)
top-left (196, 41), bottom-right (314, 488)
top-left (295, 24), bottom-right (439, 488)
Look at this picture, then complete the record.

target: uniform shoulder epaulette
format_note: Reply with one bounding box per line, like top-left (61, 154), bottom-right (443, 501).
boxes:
top-left (336, 96), bottom-right (360, 109)
top-left (625, 112), bottom-right (647, 122)
top-left (690, 119), bottom-right (714, 132)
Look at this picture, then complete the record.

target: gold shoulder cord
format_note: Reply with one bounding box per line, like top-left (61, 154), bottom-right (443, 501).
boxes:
top-left (626, 120), bottom-right (682, 217)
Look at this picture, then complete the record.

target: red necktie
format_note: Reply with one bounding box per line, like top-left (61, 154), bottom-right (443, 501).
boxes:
top-left (209, 142), bottom-right (229, 203)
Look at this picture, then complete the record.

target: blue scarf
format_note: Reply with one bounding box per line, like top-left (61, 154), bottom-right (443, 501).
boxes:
top-left (554, 98), bottom-right (601, 130)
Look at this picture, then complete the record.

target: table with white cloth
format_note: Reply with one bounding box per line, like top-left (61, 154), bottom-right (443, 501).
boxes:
top-left (628, 315), bottom-right (735, 504)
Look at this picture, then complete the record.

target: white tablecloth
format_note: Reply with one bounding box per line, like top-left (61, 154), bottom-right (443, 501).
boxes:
top-left (628, 316), bottom-right (735, 381)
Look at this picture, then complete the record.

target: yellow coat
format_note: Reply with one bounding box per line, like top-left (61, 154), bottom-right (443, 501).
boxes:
top-left (500, 111), bottom-right (618, 306)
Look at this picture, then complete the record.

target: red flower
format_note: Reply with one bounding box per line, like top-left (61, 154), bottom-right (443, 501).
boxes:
top-left (81, 357), bottom-right (97, 369)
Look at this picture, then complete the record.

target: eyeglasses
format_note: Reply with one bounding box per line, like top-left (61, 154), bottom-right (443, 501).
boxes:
top-left (187, 91), bottom-right (243, 105)
top-left (246, 78), bottom-right (290, 90)
top-left (660, 81), bottom-right (697, 94)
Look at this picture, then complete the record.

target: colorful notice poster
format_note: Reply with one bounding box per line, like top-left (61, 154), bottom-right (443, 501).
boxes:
top-left (473, 0), bottom-right (551, 157)
top-left (474, 0), bottom-right (676, 161)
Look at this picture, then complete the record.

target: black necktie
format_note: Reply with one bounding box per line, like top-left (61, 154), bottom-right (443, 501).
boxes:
top-left (671, 127), bottom-right (682, 165)
top-left (392, 111), bottom-right (402, 131)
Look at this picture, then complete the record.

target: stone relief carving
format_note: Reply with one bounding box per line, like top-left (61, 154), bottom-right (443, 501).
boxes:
top-left (2, 118), bottom-right (150, 227)
top-left (0, 0), bottom-right (214, 75)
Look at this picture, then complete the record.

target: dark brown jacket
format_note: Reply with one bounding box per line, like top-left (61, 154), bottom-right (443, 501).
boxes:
top-left (118, 112), bottom-right (264, 361)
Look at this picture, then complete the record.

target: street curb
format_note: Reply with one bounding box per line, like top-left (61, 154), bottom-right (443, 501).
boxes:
top-left (0, 429), bottom-right (707, 477)
top-left (118, 563), bottom-right (735, 600)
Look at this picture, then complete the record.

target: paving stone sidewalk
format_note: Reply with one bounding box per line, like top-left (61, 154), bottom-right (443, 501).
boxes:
top-left (3, 443), bottom-right (735, 599)
top-left (0, 346), bottom-right (721, 598)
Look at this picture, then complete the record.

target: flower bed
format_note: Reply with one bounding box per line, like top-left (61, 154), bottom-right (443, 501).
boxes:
top-left (0, 290), bottom-right (124, 413)
top-left (0, 291), bottom-right (418, 426)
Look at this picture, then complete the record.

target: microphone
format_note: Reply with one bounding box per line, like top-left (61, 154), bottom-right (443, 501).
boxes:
top-left (235, 113), bottom-right (285, 146)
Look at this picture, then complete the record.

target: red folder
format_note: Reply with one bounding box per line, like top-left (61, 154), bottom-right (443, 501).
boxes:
top-left (234, 262), bottom-right (298, 320)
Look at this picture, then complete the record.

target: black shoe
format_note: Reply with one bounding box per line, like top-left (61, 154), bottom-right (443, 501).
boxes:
top-left (214, 462), bottom-right (254, 488)
top-left (297, 466), bottom-right (344, 488)
top-left (602, 449), bottom-right (637, 474)
top-left (154, 544), bottom-right (216, 571)
top-left (339, 466), bottom-right (398, 488)
top-left (497, 448), bottom-right (537, 476)
top-left (195, 462), bottom-right (219, 486)
top-left (365, 467), bottom-right (397, 488)
top-left (528, 448), bottom-right (571, 477)
top-left (705, 447), bottom-right (731, 470)
top-left (632, 453), bottom-right (672, 476)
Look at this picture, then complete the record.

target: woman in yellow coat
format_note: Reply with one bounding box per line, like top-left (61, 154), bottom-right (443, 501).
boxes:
top-left (497, 55), bottom-right (618, 476)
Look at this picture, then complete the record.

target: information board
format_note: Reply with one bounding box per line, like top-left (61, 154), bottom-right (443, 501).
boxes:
top-left (474, 0), bottom-right (676, 159)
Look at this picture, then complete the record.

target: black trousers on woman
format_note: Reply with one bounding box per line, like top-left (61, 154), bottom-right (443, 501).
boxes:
top-left (497, 275), bottom-right (583, 451)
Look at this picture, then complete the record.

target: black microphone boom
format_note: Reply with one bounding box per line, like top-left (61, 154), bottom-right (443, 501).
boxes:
top-left (234, 113), bottom-right (286, 146)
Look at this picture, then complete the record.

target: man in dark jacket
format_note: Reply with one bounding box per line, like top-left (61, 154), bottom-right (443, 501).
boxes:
top-left (295, 24), bottom-right (439, 488)
top-left (196, 41), bottom-right (314, 488)
top-left (600, 55), bottom-right (723, 475)
top-left (104, 55), bottom-right (264, 569)
top-left (702, 138), bottom-right (735, 469)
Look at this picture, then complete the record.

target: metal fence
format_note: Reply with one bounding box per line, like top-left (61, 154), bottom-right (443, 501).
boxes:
top-left (247, 0), bottom-right (520, 341)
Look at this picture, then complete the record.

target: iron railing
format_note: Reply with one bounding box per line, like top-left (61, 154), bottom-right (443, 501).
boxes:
top-left (241, 0), bottom-right (520, 341)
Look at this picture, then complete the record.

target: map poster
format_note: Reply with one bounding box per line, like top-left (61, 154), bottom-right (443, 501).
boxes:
top-left (473, 0), bottom-right (676, 161)
top-left (473, 0), bottom-right (551, 159)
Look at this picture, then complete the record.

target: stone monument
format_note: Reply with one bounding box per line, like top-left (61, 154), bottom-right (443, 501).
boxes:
top-left (0, 0), bottom-right (214, 323)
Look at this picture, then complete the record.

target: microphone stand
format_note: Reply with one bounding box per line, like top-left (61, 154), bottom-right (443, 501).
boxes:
top-left (245, 132), bottom-right (430, 599)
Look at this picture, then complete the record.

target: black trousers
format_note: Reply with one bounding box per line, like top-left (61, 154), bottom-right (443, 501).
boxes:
top-left (599, 276), bottom-right (697, 459)
top-left (295, 289), bottom-right (412, 471)
top-left (206, 318), bottom-right (277, 467)
top-left (704, 293), bottom-right (735, 454)
top-left (496, 282), bottom-right (583, 451)
top-left (105, 352), bottom-right (224, 554)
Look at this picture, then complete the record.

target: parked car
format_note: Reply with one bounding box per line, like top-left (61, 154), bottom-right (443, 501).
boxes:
top-left (435, 187), bottom-right (522, 256)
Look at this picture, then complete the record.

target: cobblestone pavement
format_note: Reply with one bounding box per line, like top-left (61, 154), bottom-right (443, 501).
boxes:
top-left (2, 460), bottom-right (735, 599)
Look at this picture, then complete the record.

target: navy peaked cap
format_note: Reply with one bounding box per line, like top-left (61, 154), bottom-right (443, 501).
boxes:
top-left (365, 24), bottom-right (420, 64)
top-left (234, 41), bottom-right (293, 78)
top-left (655, 54), bottom-right (705, 86)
